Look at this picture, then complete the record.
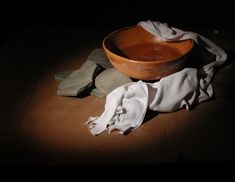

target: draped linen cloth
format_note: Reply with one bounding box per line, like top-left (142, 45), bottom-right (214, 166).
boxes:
top-left (86, 20), bottom-right (227, 135)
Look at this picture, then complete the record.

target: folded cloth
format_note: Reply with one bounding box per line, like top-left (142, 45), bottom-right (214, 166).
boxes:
top-left (90, 88), bottom-right (106, 98)
top-left (91, 68), bottom-right (132, 98)
top-left (57, 60), bottom-right (102, 96)
top-left (95, 68), bottom-right (133, 96)
top-left (87, 48), bottom-right (113, 69)
top-left (56, 48), bottom-right (133, 97)
top-left (56, 48), bottom-right (112, 97)
top-left (86, 20), bottom-right (227, 136)
top-left (54, 71), bottom-right (73, 81)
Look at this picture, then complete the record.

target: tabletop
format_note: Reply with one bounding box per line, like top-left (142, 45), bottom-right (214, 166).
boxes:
top-left (0, 26), bottom-right (235, 165)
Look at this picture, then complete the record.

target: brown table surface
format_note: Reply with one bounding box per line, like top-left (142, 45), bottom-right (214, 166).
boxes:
top-left (1, 26), bottom-right (235, 165)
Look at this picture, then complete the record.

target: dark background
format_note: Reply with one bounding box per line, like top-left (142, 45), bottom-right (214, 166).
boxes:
top-left (1, 0), bottom-right (234, 26)
top-left (0, 0), bottom-right (235, 168)
top-left (1, 0), bottom-right (234, 45)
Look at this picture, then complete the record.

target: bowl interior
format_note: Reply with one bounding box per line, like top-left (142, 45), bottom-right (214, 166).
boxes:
top-left (103, 26), bottom-right (193, 62)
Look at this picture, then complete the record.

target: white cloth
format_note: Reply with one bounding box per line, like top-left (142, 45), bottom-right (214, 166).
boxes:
top-left (86, 20), bottom-right (227, 136)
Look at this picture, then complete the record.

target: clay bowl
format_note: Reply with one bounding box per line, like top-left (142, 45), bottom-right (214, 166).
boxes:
top-left (102, 25), bottom-right (194, 80)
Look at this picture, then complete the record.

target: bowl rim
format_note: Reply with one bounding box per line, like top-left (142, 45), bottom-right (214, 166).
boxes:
top-left (102, 25), bottom-right (194, 64)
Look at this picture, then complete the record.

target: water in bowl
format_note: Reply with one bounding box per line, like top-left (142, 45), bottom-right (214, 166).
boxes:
top-left (122, 43), bottom-right (181, 61)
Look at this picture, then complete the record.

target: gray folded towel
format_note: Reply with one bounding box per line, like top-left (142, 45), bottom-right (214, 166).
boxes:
top-left (90, 88), bottom-right (106, 98)
top-left (57, 60), bottom-right (102, 96)
top-left (93, 68), bottom-right (132, 96)
top-left (55, 48), bottom-right (132, 98)
top-left (87, 48), bottom-right (113, 69)
top-left (54, 71), bottom-right (73, 81)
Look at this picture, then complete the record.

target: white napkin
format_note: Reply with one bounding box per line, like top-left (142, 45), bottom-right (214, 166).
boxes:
top-left (86, 20), bottom-right (227, 136)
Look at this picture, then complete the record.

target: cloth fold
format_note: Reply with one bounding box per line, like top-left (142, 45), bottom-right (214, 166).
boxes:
top-left (57, 60), bottom-right (102, 96)
top-left (86, 81), bottom-right (148, 135)
top-left (86, 20), bottom-right (227, 136)
top-left (56, 48), bottom-right (131, 97)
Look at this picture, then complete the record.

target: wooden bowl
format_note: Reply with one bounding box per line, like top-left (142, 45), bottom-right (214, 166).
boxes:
top-left (102, 25), bottom-right (194, 80)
